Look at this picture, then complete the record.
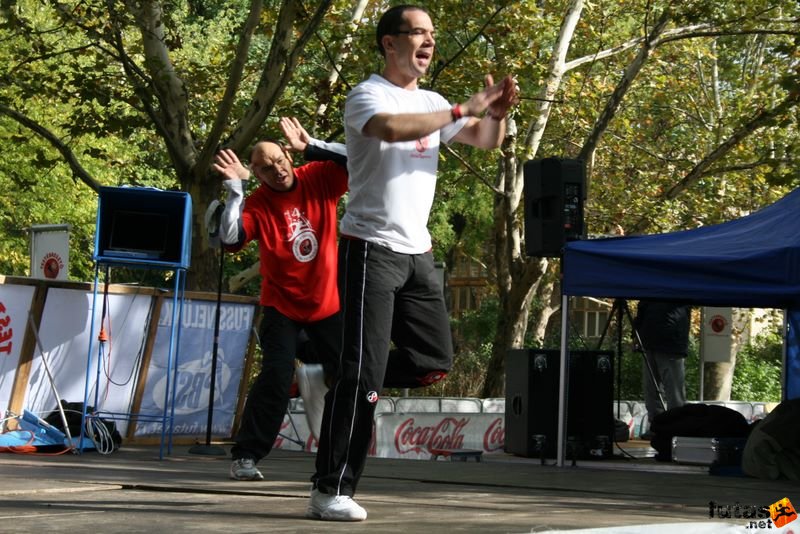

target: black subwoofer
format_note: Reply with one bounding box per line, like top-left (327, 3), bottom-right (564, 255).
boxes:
top-left (504, 349), bottom-right (614, 459)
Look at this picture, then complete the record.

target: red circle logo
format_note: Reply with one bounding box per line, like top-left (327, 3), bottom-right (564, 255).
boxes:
top-left (710, 315), bottom-right (727, 333)
top-left (43, 257), bottom-right (60, 279)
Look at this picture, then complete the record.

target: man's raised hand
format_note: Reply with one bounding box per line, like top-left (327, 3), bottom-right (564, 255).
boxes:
top-left (279, 117), bottom-right (311, 153)
top-left (213, 149), bottom-right (250, 181)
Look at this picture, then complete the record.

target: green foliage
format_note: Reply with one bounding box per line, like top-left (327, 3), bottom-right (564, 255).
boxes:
top-left (613, 338), bottom-right (701, 402)
top-left (432, 341), bottom-right (494, 398)
top-left (454, 297), bottom-right (500, 353)
top-left (386, 297), bottom-right (500, 398)
top-left (610, 327), bottom-right (782, 403)
top-left (732, 332), bottom-right (783, 402)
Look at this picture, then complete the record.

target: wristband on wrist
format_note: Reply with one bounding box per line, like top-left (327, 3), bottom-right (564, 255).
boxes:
top-left (451, 104), bottom-right (463, 121)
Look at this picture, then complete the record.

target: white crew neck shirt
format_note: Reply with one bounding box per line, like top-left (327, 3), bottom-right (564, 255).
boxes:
top-left (340, 74), bottom-right (467, 254)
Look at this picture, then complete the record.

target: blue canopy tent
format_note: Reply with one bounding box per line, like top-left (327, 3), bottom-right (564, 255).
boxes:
top-left (551, 188), bottom-right (800, 465)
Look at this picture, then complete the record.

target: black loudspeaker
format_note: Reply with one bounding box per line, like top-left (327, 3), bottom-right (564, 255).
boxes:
top-left (505, 349), bottom-right (614, 459)
top-left (523, 158), bottom-right (585, 257)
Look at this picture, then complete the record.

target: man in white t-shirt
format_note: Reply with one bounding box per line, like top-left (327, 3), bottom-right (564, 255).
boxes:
top-left (306, 4), bottom-right (518, 522)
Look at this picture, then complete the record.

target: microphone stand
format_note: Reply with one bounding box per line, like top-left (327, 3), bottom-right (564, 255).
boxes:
top-left (189, 201), bottom-right (227, 456)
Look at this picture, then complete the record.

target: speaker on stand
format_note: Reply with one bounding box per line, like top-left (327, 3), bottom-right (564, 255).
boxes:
top-left (523, 158), bottom-right (585, 257)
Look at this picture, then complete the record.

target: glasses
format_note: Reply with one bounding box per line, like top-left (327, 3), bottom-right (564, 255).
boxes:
top-left (392, 28), bottom-right (436, 39)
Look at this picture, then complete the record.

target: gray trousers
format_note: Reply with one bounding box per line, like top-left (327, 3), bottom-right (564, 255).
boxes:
top-left (642, 350), bottom-right (686, 421)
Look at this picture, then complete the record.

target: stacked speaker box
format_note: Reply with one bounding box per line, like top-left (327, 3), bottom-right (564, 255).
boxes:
top-left (523, 158), bottom-right (585, 257)
top-left (505, 349), bottom-right (614, 459)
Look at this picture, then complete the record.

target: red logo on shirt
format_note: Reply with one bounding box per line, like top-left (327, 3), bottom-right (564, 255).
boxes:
top-left (415, 136), bottom-right (430, 153)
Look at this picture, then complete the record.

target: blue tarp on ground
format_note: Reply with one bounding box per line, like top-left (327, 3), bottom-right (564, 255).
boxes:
top-left (562, 188), bottom-right (800, 398)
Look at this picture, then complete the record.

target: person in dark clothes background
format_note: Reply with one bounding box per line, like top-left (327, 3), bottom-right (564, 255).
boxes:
top-left (633, 300), bottom-right (692, 436)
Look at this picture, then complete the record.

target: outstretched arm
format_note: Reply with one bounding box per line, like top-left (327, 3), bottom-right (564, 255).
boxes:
top-left (212, 149), bottom-right (248, 247)
top-left (362, 74), bottom-right (517, 148)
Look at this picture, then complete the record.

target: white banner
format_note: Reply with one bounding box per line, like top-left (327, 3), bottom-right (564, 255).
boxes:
top-left (135, 298), bottom-right (254, 437)
top-left (23, 287), bottom-right (153, 434)
top-left (0, 284), bottom-right (36, 418)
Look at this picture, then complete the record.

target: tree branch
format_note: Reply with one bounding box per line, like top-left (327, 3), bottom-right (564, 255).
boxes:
top-left (126, 0), bottom-right (194, 177)
top-left (9, 45), bottom-right (94, 74)
top-left (226, 0), bottom-right (333, 153)
top-left (564, 23), bottom-right (708, 71)
top-left (629, 89), bottom-right (800, 233)
top-left (523, 0), bottom-right (584, 157)
top-left (429, 3), bottom-right (509, 87)
top-left (0, 104), bottom-right (102, 192)
top-left (197, 0), bottom-right (264, 178)
top-left (442, 145), bottom-right (503, 194)
top-left (313, 0), bottom-right (369, 122)
top-left (103, 1), bottom-right (177, 170)
top-left (663, 91), bottom-right (800, 200)
top-left (578, 11), bottom-right (671, 177)
top-left (563, 24), bottom-right (796, 72)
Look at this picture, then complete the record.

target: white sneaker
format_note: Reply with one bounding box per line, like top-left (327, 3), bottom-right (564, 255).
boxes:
top-left (306, 488), bottom-right (367, 521)
top-left (229, 458), bottom-right (263, 481)
top-left (296, 364), bottom-right (328, 441)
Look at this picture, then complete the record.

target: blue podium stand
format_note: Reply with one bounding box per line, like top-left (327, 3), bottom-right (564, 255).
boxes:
top-left (81, 186), bottom-right (192, 458)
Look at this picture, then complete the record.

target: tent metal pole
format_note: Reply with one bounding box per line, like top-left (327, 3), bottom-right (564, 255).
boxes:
top-left (781, 309), bottom-right (787, 402)
top-left (557, 293), bottom-right (569, 467)
top-left (699, 308), bottom-right (706, 401)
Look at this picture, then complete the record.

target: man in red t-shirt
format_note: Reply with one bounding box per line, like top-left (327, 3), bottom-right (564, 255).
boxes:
top-left (213, 118), bottom-right (347, 481)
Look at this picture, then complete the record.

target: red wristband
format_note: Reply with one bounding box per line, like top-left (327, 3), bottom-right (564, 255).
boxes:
top-left (451, 104), bottom-right (463, 121)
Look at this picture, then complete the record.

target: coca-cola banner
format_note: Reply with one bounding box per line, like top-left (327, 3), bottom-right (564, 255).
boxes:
top-left (375, 413), bottom-right (505, 459)
top-left (272, 410), bottom-right (507, 460)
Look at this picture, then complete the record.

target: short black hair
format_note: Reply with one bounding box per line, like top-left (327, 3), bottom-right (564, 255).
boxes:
top-left (376, 4), bottom-right (429, 57)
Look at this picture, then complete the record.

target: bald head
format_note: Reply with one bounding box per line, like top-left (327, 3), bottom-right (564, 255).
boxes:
top-left (250, 140), bottom-right (295, 191)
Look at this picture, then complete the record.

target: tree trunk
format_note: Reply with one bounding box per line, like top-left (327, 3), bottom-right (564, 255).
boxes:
top-left (185, 178), bottom-right (223, 292)
top-left (482, 277), bottom-right (537, 397)
top-left (703, 308), bottom-right (748, 400)
top-left (703, 360), bottom-right (736, 401)
top-left (481, 0), bottom-right (584, 397)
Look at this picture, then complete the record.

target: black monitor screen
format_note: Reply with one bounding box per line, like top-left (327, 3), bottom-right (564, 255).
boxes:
top-left (108, 210), bottom-right (169, 258)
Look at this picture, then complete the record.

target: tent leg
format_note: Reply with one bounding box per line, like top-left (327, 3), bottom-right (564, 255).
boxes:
top-left (557, 294), bottom-right (569, 467)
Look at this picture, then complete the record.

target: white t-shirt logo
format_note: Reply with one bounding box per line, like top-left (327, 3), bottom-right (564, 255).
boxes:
top-left (415, 135), bottom-right (430, 153)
